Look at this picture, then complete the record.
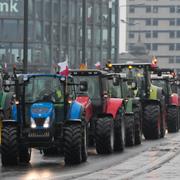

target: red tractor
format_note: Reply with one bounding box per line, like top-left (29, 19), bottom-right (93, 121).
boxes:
top-left (71, 69), bottom-right (129, 154)
top-left (151, 68), bottom-right (180, 133)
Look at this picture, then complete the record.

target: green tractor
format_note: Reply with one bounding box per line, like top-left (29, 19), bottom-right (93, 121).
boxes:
top-left (107, 62), bottom-right (166, 140)
top-left (107, 72), bottom-right (142, 146)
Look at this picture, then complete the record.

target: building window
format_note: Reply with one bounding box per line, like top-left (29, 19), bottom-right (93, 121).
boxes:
top-left (169, 19), bottom-right (175, 26)
top-left (145, 43), bottom-right (151, 50)
top-left (169, 31), bottom-right (175, 38)
top-left (146, 31), bottom-right (151, 38)
top-left (177, 31), bottom-right (180, 38)
top-left (153, 19), bottom-right (158, 26)
top-left (177, 6), bottom-right (180, 13)
top-left (153, 31), bottom-right (158, 38)
top-left (152, 44), bottom-right (158, 50)
top-left (170, 6), bottom-right (175, 13)
top-left (146, 19), bottom-right (151, 25)
top-left (169, 44), bottom-right (175, 50)
top-left (176, 56), bottom-right (180, 63)
top-left (169, 57), bottom-right (174, 64)
top-left (177, 19), bottom-right (180, 26)
top-left (102, 29), bottom-right (108, 46)
top-left (129, 32), bottom-right (134, 38)
top-left (129, 7), bottom-right (135, 13)
top-left (153, 6), bottom-right (158, 13)
top-left (176, 43), bottom-right (180, 50)
top-left (146, 6), bottom-right (151, 13)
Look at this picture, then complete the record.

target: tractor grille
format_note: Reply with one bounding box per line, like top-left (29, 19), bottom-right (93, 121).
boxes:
top-left (28, 129), bottom-right (50, 137)
top-left (34, 118), bottom-right (45, 126)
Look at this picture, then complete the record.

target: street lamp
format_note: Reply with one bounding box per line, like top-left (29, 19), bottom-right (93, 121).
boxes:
top-left (108, 0), bottom-right (112, 61)
top-left (23, 0), bottom-right (28, 73)
top-left (82, 0), bottom-right (86, 65)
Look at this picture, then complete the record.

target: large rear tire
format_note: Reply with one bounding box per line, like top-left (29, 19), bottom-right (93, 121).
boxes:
top-left (167, 106), bottom-right (179, 133)
top-left (143, 105), bottom-right (161, 140)
top-left (95, 117), bottom-right (114, 154)
top-left (125, 115), bottom-right (135, 147)
top-left (64, 124), bottom-right (82, 165)
top-left (1, 126), bottom-right (19, 166)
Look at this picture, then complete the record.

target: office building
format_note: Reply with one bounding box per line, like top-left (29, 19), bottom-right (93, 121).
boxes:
top-left (0, 0), bottom-right (119, 72)
top-left (126, 0), bottom-right (180, 71)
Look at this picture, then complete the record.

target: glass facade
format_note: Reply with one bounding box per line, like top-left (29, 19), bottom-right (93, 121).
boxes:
top-left (0, 0), bottom-right (119, 71)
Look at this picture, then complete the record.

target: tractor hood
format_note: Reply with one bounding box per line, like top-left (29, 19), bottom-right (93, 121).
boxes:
top-left (31, 102), bottom-right (54, 119)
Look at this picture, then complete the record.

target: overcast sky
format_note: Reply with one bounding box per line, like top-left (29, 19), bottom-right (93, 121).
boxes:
top-left (119, 0), bottom-right (127, 53)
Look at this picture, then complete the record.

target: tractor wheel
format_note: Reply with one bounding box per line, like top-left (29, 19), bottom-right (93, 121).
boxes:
top-left (19, 145), bottom-right (31, 163)
top-left (143, 105), bottom-right (161, 140)
top-left (88, 119), bottom-right (96, 147)
top-left (160, 107), bottom-right (166, 138)
top-left (95, 117), bottom-right (114, 154)
top-left (81, 125), bottom-right (88, 162)
top-left (134, 106), bottom-right (142, 145)
top-left (167, 106), bottom-right (178, 133)
top-left (114, 113), bottom-right (125, 152)
top-left (1, 126), bottom-right (19, 166)
top-left (64, 124), bottom-right (82, 165)
top-left (125, 115), bottom-right (135, 147)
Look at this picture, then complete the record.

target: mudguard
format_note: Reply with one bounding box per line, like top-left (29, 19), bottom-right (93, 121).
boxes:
top-left (67, 101), bottom-right (83, 121)
top-left (169, 93), bottom-right (179, 106)
top-left (76, 96), bottom-right (93, 122)
top-left (104, 98), bottom-right (123, 119)
top-left (11, 104), bottom-right (17, 121)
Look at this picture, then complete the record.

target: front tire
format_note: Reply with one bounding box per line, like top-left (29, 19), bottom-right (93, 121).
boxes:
top-left (95, 117), bottom-right (114, 154)
top-left (1, 126), bottom-right (19, 166)
top-left (19, 145), bottom-right (31, 164)
top-left (81, 125), bottom-right (88, 162)
top-left (64, 124), bottom-right (82, 165)
top-left (134, 106), bottom-right (142, 145)
top-left (114, 112), bottom-right (125, 152)
top-left (125, 115), bottom-right (135, 147)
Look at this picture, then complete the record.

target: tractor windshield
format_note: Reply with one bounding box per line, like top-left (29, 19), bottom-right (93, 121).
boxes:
top-left (25, 76), bottom-right (64, 103)
top-left (73, 76), bottom-right (100, 100)
top-left (152, 79), bottom-right (171, 95)
top-left (108, 79), bottom-right (122, 98)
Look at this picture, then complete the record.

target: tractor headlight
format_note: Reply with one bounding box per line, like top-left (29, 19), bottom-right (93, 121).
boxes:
top-left (43, 116), bottom-right (50, 128)
top-left (30, 118), bottom-right (36, 129)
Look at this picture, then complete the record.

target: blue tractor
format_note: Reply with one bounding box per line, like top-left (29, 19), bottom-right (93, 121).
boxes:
top-left (1, 72), bottom-right (88, 166)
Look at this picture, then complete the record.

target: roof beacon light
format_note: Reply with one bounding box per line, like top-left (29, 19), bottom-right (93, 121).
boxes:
top-left (151, 56), bottom-right (158, 68)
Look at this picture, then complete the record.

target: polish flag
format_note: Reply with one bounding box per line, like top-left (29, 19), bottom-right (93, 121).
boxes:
top-left (58, 60), bottom-right (69, 76)
top-left (95, 61), bottom-right (101, 69)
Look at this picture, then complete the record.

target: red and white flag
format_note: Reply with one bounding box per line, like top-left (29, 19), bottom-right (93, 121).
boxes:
top-left (58, 60), bottom-right (69, 76)
top-left (95, 61), bottom-right (101, 69)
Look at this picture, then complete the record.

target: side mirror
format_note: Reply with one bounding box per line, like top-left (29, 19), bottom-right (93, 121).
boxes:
top-left (113, 77), bottom-right (120, 86)
top-left (79, 81), bottom-right (88, 91)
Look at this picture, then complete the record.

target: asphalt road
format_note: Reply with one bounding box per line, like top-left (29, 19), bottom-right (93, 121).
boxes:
top-left (0, 132), bottom-right (178, 180)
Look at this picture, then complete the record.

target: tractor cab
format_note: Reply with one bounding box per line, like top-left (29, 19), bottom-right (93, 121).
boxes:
top-left (71, 69), bottom-right (109, 115)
